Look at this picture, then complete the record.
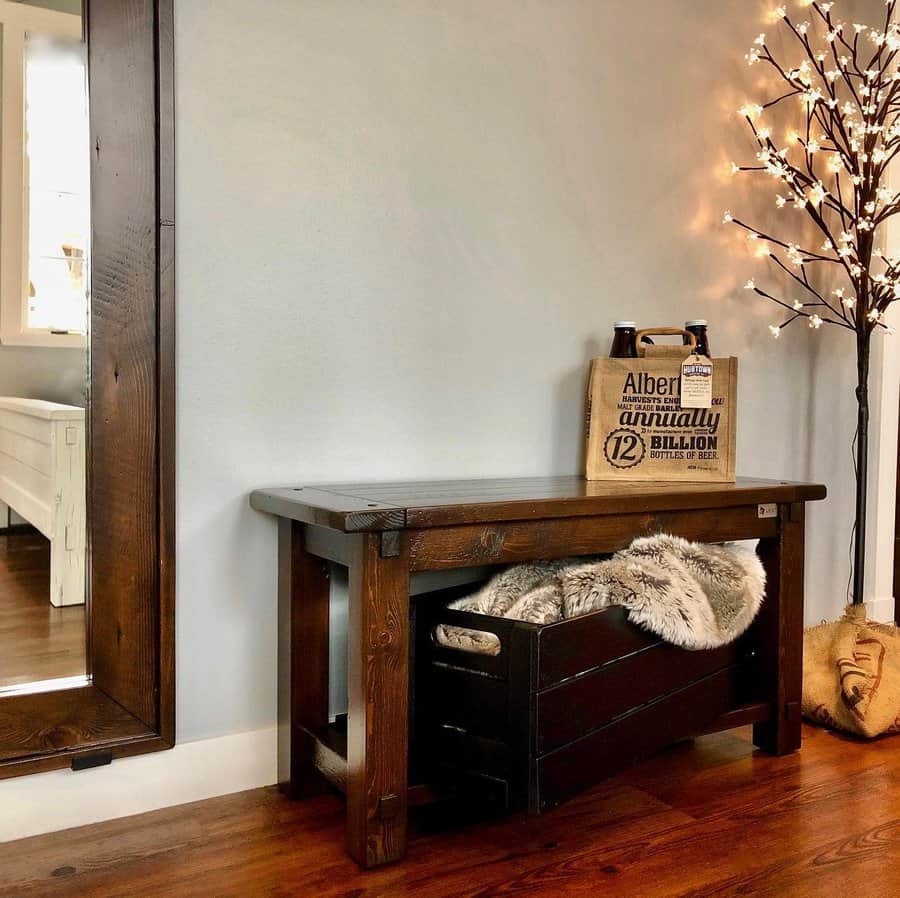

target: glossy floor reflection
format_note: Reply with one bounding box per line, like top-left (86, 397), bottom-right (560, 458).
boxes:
top-left (2, 725), bottom-right (896, 897)
top-left (0, 530), bottom-right (85, 690)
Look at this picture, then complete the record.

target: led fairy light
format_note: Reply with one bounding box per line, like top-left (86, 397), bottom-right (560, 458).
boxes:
top-left (725, 0), bottom-right (900, 608)
top-left (728, 0), bottom-right (900, 337)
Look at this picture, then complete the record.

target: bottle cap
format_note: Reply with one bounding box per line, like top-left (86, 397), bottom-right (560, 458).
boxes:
top-left (614, 321), bottom-right (637, 329)
top-left (685, 319), bottom-right (708, 328)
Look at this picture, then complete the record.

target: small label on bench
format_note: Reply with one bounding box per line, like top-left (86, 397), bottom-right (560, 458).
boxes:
top-left (758, 503), bottom-right (777, 519)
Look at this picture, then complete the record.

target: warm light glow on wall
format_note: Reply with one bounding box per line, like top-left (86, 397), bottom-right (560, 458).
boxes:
top-left (725, 0), bottom-right (900, 339)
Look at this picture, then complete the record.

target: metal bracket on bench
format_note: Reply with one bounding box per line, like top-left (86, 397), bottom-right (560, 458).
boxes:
top-left (380, 531), bottom-right (401, 558)
top-left (377, 793), bottom-right (402, 820)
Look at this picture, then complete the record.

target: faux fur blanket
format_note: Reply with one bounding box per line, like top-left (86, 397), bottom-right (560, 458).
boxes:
top-left (435, 534), bottom-right (766, 655)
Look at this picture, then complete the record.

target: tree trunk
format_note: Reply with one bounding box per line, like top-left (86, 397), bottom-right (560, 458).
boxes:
top-left (852, 332), bottom-right (871, 606)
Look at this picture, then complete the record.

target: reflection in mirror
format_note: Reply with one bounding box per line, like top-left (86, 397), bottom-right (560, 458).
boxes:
top-left (26, 29), bottom-right (90, 332)
top-left (0, 0), bottom-right (87, 694)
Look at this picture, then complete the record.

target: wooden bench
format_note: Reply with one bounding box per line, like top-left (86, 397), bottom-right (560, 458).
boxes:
top-left (250, 476), bottom-right (826, 869)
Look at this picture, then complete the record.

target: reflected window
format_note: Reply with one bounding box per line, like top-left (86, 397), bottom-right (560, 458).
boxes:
top-left (25, 34), bottom-right (89, 334)
top-left (0, 2), bottom-right (86, 348)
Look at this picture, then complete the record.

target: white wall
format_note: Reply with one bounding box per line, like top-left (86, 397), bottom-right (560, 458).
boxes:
top-left (175, 0), bottom-right (869, 742)
top-left (0, 348), bottom-right (84, 407)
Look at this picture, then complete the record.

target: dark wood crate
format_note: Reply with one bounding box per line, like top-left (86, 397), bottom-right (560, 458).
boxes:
top-left (414, 585), bottom-right (762, 814)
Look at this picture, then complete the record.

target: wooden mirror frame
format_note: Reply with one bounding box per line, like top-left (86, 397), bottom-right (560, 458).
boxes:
top-left (0, 0), bottom-right (175, 778)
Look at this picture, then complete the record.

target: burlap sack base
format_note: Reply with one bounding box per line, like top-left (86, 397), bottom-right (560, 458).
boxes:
top-left (802, 604), bottom-right (900, 738)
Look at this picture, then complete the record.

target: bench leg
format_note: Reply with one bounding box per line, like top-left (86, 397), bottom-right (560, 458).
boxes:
top-left (753, 502), bottom-right (805, 755)
top-left (279, 519), bottom-right (331, 798)
top-left (346, 532), bottom-right (410, 869)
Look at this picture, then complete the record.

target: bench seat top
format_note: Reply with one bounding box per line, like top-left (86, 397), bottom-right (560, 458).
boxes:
top-left (250, 476), bottom-right (827, 533)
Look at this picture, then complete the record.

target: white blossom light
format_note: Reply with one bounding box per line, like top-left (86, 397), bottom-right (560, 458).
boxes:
top-left (808, 182), bottom-right (827, 206)
top-left (728, 2), bottom-right (900, 347)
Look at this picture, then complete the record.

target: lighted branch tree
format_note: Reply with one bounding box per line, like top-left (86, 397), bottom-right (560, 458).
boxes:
top-left (726, 0), bottom-right (900, 606)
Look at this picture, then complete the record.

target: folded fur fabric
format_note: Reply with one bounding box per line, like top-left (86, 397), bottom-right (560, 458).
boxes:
top-left (435, 534), bottom-right (766, 656)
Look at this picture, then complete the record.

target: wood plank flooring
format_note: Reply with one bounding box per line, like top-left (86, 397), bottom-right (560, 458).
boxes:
top-left (0, 530), bottom-right (85, 689)
top-left (2, 724), bottom-right (899, 897)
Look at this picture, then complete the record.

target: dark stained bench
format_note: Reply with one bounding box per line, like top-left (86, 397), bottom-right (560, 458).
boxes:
top-left (250, 476), bottom-right (826, 869)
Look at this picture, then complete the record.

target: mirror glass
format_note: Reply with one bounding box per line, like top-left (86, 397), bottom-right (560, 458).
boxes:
top-left (0, 0), bottom-right (87, 693)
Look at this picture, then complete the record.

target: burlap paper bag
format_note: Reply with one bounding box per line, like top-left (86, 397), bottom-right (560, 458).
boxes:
top-left (585, 328), bottom-right (737, 483)
top-left (803, 605), bottom-right (900, 737)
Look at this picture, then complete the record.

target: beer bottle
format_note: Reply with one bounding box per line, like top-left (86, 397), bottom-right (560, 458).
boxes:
top-left (684, 320), bottom-right (712, 358)
top-left (609, 321), bottom-right (639, 358)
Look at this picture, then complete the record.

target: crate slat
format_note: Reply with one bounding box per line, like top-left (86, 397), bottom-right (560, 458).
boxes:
top-left (536, 665), bottom-right (741, 811)
top-left (536, 641), bottom-right (740, 754)
top-left (537, 606), bottom-right (662, 689)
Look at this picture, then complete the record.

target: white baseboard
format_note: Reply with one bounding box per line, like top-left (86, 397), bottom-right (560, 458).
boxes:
top-left (865, 595), bottom-right (897, 624)
top-left (0, 725), bottom-right (277, 844)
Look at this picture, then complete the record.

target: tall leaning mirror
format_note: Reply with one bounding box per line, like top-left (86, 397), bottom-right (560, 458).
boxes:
top-left (0, 0), bottom-right (88, 695)
top-left (0, 0), bottom-right (174, 777)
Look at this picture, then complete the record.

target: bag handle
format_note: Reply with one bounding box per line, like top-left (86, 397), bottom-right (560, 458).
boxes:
top-left (636, 327), bottom-right (696, 359)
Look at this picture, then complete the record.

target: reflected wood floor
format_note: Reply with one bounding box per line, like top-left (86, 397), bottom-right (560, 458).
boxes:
top-left (0, 529), bottom-right (85, 689)
top-left (2, 724), bottom-right (899, 897)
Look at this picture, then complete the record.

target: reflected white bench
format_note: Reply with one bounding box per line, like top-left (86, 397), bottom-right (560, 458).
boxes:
top-left (0, 397), bottom-right (85, 606)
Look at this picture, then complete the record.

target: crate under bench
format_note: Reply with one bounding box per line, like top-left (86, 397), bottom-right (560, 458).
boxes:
top-left (250, 476), bottom-right (826, 869)
top-left (415, 592), bottom-right (766, 814)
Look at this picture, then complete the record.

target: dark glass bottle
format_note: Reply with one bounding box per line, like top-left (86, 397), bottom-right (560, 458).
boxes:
top-left (684, 320), bottom-right (712, 357)
top-left (609, 321), bottom-right (638, 358)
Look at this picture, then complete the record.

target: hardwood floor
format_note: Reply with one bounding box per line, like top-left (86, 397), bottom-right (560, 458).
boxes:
top-left (0, 530), bottom-right (85, 689)
top-left (2, 724), bottom-right (899, 897)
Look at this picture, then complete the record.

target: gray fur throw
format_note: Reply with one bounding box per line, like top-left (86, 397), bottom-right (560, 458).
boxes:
top-left (435, 534), bottom-right (766, 655)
